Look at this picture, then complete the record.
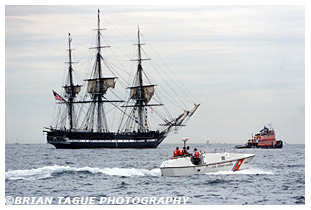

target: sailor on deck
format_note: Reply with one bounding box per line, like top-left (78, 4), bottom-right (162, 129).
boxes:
top-left (185, 146), bottom-right (191, 156)
top-left (192, 148), bottom-right (201, 165)
top-left (173, 147), bottom-right (181, 157)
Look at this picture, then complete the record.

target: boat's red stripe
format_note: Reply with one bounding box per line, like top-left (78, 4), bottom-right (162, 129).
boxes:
top-left (232, 159), bottom-right (244, 171)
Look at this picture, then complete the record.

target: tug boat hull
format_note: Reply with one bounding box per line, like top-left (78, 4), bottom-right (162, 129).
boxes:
top-left (160, 153), bottom-right (255, 177)
top-left (235, 125), bottom-right (283, 149)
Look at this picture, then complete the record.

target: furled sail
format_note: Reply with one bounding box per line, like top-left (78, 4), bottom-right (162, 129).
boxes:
top-left (63, 85), bottom-right (82, 98)
top-left (129, 85), bottom-right (155, 104)
top-left (187, 103), bottom-right (200, 117)
top-left (162, 103), bottom-right (200, 127)
top-left (175, 110), bottom-right (189, 125)
top-left (86, 77), bottom-right (116, 96)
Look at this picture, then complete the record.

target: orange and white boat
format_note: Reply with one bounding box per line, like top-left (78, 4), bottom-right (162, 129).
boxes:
top-left (235, 125), bottom-right (283, 149)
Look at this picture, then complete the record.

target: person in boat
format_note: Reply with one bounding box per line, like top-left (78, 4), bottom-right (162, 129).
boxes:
top-left (185, 146), bottom-right (191, 156)
top-left (173, 147), bottom-right (181, 157)
top-left (179, 147), bottom-right (184, 156)
top-left (180, 147), bottom-right (187, 156)
top-left (192, 148), bottom-right (201, 165)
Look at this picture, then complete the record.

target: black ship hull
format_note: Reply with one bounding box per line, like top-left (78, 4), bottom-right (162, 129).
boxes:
top-left (235, 140), bottom-right (283, 149)
top-left (46, 130), bottom-right (166, 149)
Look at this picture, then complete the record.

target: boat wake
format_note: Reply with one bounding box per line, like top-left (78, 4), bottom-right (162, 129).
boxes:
top-left (5, 165), bottom-right (161, 180)
top-left (205, 167), bottom-right (274, 175)
top-left (5, 166), bottom-right (273, 181)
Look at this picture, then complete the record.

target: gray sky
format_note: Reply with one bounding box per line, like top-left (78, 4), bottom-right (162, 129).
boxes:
top-left (5, 5), bottom-right (305, 144)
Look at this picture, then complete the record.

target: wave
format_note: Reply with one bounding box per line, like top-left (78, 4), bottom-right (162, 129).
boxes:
top-left (5, 165), bottom-right (161, 180)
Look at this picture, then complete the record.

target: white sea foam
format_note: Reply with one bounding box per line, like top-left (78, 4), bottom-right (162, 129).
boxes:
top-left (5, 165), bottom-right (71, 180)
top-left (205, 167), bottom-right (274, 175)
top-left (5, 165), bottom-right (161, 180)
top-left (5, 165), bottom-right (273, 180)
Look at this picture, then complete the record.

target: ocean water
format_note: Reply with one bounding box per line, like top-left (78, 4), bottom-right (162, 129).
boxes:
top-left (5, 143), bottom-right (305, 205)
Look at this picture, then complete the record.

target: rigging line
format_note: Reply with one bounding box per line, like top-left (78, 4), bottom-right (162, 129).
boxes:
top-left (128, 48), bottom-right (139, 85)
top-left (101, 34), bottom-right (133, 65)
top-left (120, 114), bottom-right (132, 132)
top-left (74, 55), bottom-right (93, 71)
top-left (132, 71), bottom-right (174, 120)
top-left (140, 66), bottom-right (178, 111)
top-left (110, 104), bottom-right (117, 130)
top-left (141, 48), bottom-right (190, 108)
top-left (102, 60), bottom-right (131, 88)
top-left (106, 90), bottom-right (124, 103)
top-left (108, 99), bottom-right (143, 128)
top-left (56, 105), bottom-right (63, 127)
top-left (52, 103), bottom-right (64, 128)
top-left (101, 18), bottom-right (136, 44)
top-left (163, 105), bottom-right (173, 121)
top-left (72, 51), bottom-right (93, 72)
top-left (70, 32), bottom-right (94, 63)
top-left (72, 42), bottom-right (95, 80)
top-left (71, 29), bottom-right (94, 47)
top-left (117, 97), bottom-right (132, 131)
top-left (73, 102), bottom-right (82, 128)
top-left (50, 103), bottom-right (57, 127)
top-left (101, 104), bottom-right (109, 132)
top-left (141, 37), bottom-right (196, 100)
top-left (141, 40), bottom-right (198, 104)
top-left (81, 103), bottom-right (94, 130)
top-left (73, 93), bottom-right (91, 128)
top-left (103, 56), bottom-right (132, 79)
top-left (59, 106), bottom-right (68, 128)
top-left (117, 103), bottom-right (128, 131)
top-left (100, 61), bottom-right (130, 101)
top-left (71, 71), bottom-right (85, 87)
top-left (146, 107), bottom-right (160, 126)
top-left (141, 66), bottom-right (186, 111)
top-left (139, 49), bottom-right (188, 109)
top-left (104, 62), bottom-right (131, 89)
top-left (139, 67), bottom-right (178, 116)
top-left (152, 108), bottom-right (171, 124)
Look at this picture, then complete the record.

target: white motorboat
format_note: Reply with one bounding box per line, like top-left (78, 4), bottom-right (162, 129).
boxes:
top-left (160, 151), bottom-right (255, 177)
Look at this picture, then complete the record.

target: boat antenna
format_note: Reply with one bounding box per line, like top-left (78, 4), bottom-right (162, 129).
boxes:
top-left (182, 137), bottom-right (189, 148)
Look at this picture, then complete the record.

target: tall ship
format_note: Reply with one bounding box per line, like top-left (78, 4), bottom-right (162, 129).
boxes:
top-left (44, 10), bottom-right (199, 149)
top-left (235, 125), bottom-right (283, 149)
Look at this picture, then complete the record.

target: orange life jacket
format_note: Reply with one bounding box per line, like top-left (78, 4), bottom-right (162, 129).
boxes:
top-left (173, 149), bottom-right (180, 157)
top-left (180, 149), bottom-right (184, 155)
top-left (194, 151), bottom-right (200, 158)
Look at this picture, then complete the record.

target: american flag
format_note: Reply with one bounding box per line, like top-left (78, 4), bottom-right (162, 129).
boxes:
top-left (52, 90), bottom-right (64, 102)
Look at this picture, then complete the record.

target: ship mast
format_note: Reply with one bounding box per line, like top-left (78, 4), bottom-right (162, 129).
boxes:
top-left (84, 9), bottom-right (119, 132)
top-left (63, 33), bottom-right (81, 130)
top-left (124, 27), bottom-right (163, 132)
top-left (67, 33), bottom-right (74, 130)
top-left (123, 28), bottom-right (199, 134)
top-left (136, 28), bottom-right (145, 132)
top-left (96, 9), bottom-right (103, 132)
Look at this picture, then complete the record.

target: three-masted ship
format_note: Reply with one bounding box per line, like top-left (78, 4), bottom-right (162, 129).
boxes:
top-left (44, 10), bottom-right (199, 149)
